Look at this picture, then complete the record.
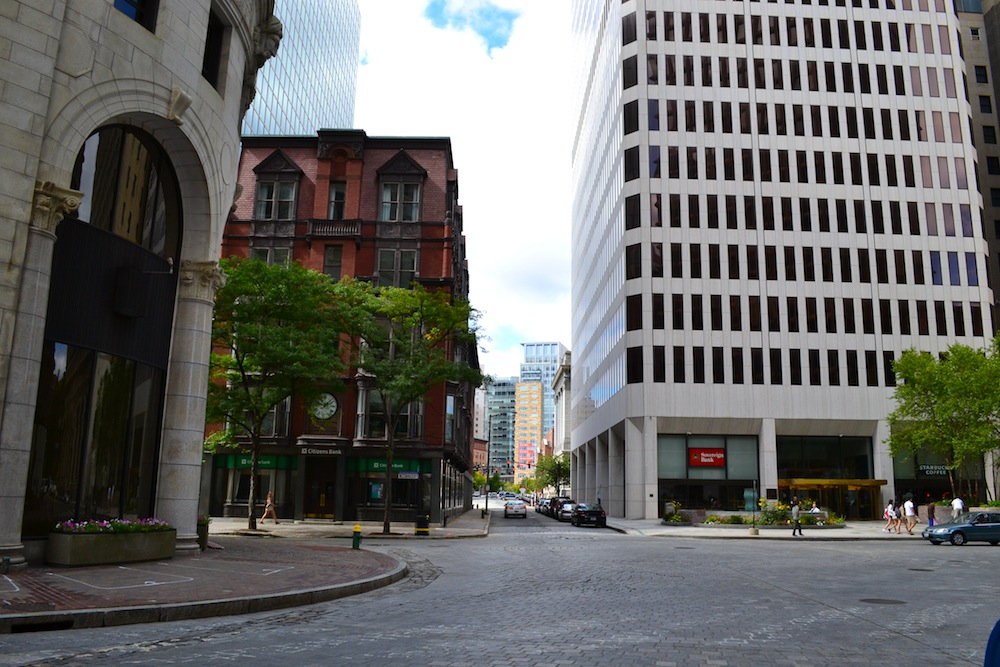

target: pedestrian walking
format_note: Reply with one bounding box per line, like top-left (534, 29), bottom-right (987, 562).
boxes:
top-left (903, 496), bottom-right (917, 535)
top-left (883, 500), bottom-right (897, 533)
top-left (260, 491), bottom-right (279, 524)
top-left (791, 496), bottom-right (803, 536)
top-left (951, 496), bottom-right (965, 520)
top-left (926, 499), bottom-right (936, 527)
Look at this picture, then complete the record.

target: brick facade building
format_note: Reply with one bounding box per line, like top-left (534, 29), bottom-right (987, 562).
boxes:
top-left (210, 130), bottom-right (478, 525)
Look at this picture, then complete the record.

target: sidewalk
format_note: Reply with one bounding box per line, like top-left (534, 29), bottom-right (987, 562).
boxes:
top-left (0, 510), bottom-right (489, 634)
top-left (605, 518), bottom-right (927, 540)
top-left (0, 511), bottom-right (914, 634)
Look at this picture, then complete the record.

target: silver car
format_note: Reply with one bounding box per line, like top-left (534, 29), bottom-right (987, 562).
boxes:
top-left (504, 499), bottom-right (527, 519)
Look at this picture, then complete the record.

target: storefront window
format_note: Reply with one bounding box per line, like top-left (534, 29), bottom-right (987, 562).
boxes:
top-left (657, 434), bottom-right (759, 509)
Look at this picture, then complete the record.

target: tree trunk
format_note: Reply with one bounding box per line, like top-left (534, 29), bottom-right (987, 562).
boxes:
top-left (248, 438), bottom-right (259, 531)
top-left (382, 432), bottom-right (394, 534)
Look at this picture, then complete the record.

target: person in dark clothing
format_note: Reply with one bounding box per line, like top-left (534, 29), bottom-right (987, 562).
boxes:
top-left (791, 496), bottom-right (803, 536)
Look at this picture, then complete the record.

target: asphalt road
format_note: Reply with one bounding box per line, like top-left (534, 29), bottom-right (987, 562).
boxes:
top-left (2, 509), bottom-right (997, 666)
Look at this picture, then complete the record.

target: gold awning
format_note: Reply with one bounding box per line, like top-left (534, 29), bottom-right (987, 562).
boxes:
top-left (779, 478), bottom-right (888, 488)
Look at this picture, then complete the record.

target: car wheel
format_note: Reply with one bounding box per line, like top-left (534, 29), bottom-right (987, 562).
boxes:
top-left (950, 531), bottom-right (966, 546)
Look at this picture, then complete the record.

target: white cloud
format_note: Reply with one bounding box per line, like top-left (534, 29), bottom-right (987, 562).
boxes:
top-left (355, 0), bottom-right (572, 379)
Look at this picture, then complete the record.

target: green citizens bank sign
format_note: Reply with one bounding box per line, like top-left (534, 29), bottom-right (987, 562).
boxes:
top-left (348, 458), bottom-right (431, 474)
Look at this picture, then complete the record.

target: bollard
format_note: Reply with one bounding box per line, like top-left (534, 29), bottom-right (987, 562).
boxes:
top-left (352, 524), bottom-right (362, 549)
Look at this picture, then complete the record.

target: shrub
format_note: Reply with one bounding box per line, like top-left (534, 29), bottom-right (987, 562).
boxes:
top-left (758, 501), bottom-right (790, 525)
top-left (662, 512), bottom-right (688, 523)
top-left (721, 514), bottom-right (745, 524)
top-left (703, 515), bottom-right (722, 524)
top-left (52, 518), bottom-right (174, 534)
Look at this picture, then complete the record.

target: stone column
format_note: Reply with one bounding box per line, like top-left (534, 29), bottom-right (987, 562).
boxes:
top-left (156, 260), bottom-right (224, 555)
top-left (595, 433), bottom-right (608, 508)
top-left (759, 418), bottom-right (778, 498)
top-left (0, 182), bottom-right (81, 569)
top-left (608, 428), bottom-right (625, 517)
top-left (624, 417), bottom-right (648, 519)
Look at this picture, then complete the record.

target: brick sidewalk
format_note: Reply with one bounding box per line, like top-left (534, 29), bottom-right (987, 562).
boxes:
top-left (0, 537), bottom-right (405, 633)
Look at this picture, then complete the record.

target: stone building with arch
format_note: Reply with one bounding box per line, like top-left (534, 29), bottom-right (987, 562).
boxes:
top-left (0, 0), bottom-right (281, 567)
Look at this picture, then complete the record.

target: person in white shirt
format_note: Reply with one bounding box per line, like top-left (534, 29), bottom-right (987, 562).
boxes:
top-left (903, 497), bottom-right (917, 535)
top-left (952, 496), bottom-right (965, 520)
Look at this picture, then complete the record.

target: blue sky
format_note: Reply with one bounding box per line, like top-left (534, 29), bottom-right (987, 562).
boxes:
top-left (424, 0), bottom-right (519, 54)
top-left (354, 1), bottom-right (572, 378)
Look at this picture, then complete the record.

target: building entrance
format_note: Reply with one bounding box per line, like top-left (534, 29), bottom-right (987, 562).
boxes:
top-left (303, 457), bottom-right (337, 518)
top-left (779, 479), bottom-right (885, 520)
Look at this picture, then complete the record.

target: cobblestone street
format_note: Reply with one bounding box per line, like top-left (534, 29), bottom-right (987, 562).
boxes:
top-left (2, 513), bottom-right (996, 666)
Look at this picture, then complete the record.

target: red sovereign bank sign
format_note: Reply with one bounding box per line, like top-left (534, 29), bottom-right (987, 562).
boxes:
top-left (689, 448), bottom-right (726, 467)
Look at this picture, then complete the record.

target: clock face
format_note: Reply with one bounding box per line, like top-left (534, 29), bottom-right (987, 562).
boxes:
top-left (312, 393), bottom-right (338, 420)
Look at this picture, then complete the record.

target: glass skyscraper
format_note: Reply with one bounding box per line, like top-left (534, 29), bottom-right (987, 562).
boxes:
top-left (243, 0), bottom-right (360, 135)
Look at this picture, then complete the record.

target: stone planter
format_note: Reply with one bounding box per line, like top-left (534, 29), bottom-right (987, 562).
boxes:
top-left (46, 530), bottom-right (177, 566)
top-left (196, 523), bottom-right (209, 551)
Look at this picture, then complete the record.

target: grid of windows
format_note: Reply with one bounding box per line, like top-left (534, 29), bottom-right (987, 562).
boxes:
top-left (614, 2), bottom-right (989, 393)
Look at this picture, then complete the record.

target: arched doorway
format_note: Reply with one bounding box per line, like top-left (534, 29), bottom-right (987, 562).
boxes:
top-left (22, 125), bottom-right (182, 537)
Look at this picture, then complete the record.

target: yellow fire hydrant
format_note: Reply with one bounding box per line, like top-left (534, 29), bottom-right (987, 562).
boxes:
top-left (352, 524), bottom-right (362, 550)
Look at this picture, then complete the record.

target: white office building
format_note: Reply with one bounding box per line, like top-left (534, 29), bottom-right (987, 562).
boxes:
top-left (570, 0), bottom-right (995, 519)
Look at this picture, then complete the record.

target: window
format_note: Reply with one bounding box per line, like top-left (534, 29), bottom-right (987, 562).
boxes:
top-left (377, 248), bottom-right (417, 287)
top-left (202, 7), bottom-right (226, 88)
top-left (981, 96), bottom-right (993, 114)
top-left (250, 244), bottom-right (289, 266)
top-left (256, 181), bottom-right (296, 220)
top-left (328, 182), bottom-right (346, 220)
top-left (323, 245), bottom-right (343, 280)
top-left (115, 0), bottom-right (159, 32)
top-left (362, 389), bottom-right (419, 439)
top-left (380, 182), bottom-right (420, 222)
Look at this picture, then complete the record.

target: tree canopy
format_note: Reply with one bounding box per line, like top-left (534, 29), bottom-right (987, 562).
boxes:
top-left (206, 258), bottom-right (360, 529)
top-left (887, 337), bottom-right (1000, 501)
top-left (349, 283), bottom-right (483, 533)
top-left (535, 453), bottom-right (571, 496)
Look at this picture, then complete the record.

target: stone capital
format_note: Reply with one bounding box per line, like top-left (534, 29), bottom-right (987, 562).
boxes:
top-left (178, 260), bottom-right (226, 303)
top-left (31, 181), bottom-right (83, 236)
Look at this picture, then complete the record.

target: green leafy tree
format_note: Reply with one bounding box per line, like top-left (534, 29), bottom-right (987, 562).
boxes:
top-left (472, 471), bottom-right (487, 489)
top-left (349, 284), bottom-right (483, 534)
top-left (536, 453), bottom-right (571, 496)
top-left (489, 472), bottom-right (502, 492)
top-left (887, 338), bottom-right (1000, 501)
top-left (206, 258), bottom-right (360, 530)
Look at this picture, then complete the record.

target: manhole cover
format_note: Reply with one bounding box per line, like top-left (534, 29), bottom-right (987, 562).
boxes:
top-left (860, 598), bottom-right (906, 605)
top-left (908, 568), bottom-right (933, 572)
top-left (673, 546), bottom-right (695, 549)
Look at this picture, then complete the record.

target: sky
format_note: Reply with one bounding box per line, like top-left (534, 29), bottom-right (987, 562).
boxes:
top-left (353, 0), bottom-right (572, 380)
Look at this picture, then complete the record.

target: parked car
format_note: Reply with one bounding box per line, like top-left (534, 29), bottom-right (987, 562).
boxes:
top-left (549, 496), bottom-right (571, 518)
top-left (536, 498), bottom-right (550, 514)
top-left (557, 501), bottom-right (577, 522)
top-left (504, 499), bottom-right (528, 519)
top-left (570, 503), bottom-right (607, 527)
top-left (922, 511), bottom-right (1000, 546)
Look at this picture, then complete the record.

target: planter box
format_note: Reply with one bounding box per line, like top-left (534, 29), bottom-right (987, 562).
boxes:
top-left (46, 530), bottom-right (176, 566)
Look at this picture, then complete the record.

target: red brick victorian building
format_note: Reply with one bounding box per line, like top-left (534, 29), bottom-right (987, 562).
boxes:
top-left (209, 129), bottom-right (478, 525)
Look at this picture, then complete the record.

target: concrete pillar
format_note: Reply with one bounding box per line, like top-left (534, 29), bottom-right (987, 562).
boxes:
top-left (625, 417), bottom-right (652, 519)
top-left (595, 432), bottom-right (608, 507)
top-left (608, 428), bottom-right (625, 517)
top-left (0, 182), bottom-right (81, 569)
top-left (155, 260), bottom-right (224, 555)
top-left (872, 419), bottom-right (894, 507)
top-left (759, 418), bottom-right (777, 499)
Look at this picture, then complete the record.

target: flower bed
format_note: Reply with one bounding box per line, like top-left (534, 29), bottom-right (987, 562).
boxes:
top-left (47, 518), bottom-right (176, 566)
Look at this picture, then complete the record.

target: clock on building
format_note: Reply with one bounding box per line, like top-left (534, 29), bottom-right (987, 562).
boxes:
top-left (312, 393), bottom-right (338, 420)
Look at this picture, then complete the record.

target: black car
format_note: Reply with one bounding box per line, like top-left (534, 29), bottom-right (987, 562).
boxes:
top-left (571, 503), bottom-right (607, 527)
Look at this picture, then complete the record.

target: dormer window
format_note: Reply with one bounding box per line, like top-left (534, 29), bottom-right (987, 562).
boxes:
top-left (377, 151), bottom-right (427, 222)
top-left (253, 150), bottom-right (303, 221)
top-left (380, 182), bottom-right (420, 221)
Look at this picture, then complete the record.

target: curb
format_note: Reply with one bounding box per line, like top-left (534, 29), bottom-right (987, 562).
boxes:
top-left (0, 559), bottom-right (408, 634)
